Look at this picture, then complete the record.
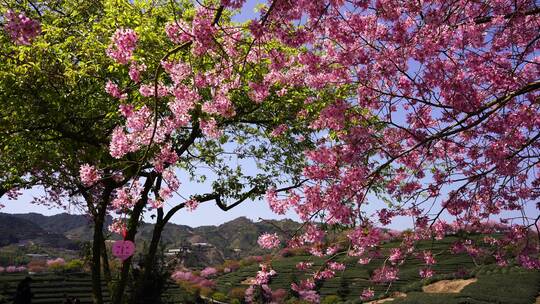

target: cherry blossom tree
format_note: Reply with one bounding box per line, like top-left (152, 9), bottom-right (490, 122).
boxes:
top-left (242, 0), bottom-right (540, 301)
top-left (102, 0), bottom-right (540, 301)
top-left (3, 0), bottom-right (540, 303)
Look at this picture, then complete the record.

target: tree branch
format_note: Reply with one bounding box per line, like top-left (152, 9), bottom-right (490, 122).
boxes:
top-left (162, 179), bottom-right (307, 226)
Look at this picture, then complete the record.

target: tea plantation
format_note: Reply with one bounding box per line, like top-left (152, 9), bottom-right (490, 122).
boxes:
top-left (213, 236), bottom-right (540, 303)
top-left (1, 235), bottom-right (539, 303)
top-left (0, 273), bottom-right (187, 304)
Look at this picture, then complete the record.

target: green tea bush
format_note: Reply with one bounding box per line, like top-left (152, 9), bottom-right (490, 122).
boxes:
top-left (65, 259), bottom-right (84, 272)
top-left (211, 292), bottom-right (228, 302)
top-left (321, 295), bottom-right (341, 304)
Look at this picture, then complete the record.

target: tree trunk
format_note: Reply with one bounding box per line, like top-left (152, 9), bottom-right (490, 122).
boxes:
top-left (101, 235), bottom-right (112, 284)
top-left (89, 186), bottom-right (113, 304)
top-left (112, 174), bottom-right (155, 304)
top-left (91, 215), bottom-right (105, 304)
top-left (111, 208), bottom-right (143, 304)
top-left (130, 217), bottom-right (164, 304)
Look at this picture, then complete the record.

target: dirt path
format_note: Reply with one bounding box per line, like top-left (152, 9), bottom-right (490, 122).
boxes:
top-left (366, 278), bottom-right (478, 303)
top-left (422, 278), bottom-right (477, 293)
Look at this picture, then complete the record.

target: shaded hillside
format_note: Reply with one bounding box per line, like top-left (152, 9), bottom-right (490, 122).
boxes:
top-left (0, 213), bottom-right (300, 265)
top-left (0, 214), bottom-right (77, 249)
top-left (10, 213), bottom-right (113, 242)
top-left (192, 217), bottom-right (300, 258)
top-left (0, 214), bottom-right (43, 246)
top-left (10, 213), bottom-right (94, 234)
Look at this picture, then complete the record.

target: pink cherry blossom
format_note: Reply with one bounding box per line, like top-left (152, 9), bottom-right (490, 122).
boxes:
top-left (139, 83), bottom-right (169, 97)
top-left (254, 264), bottom-right (277, 285)
top-left (97, 1), bottom-right (540, 300)
top-left (257, 233), bottom-right (280, 249)
top-left (5, 266), bottom-right (15, 273)
top-left (328, 262), bottom-right (346, 271)
top-left (106, 28), bottom-right (138, 64)
top-left (296, 261), bottom-right (313, 271)
top-left (191, 7), bottom-right (217, 56)
top-left (291, 279), bottom-right (319, 303)
top-left (16, 266), bottom-right (27, 272)
top-left (165, 21), bottom-right (191, 44)
top-left (47, 258), bottom-right (66, 268)
top-left (152, 144), bottom-right (179, 173)
top-left (109, 126), bottom-right (131, 159)
top-left (422, 251), bottom-right (436, 266)
top-left (3, 10), bottom-right (41, 45)
top-left (108, 219), bottom-right (127, 235)
top-left (265, 188), bottom-right (290, 215)
top-left (270, 124), bottom-right (288, 137)
top-left (200, 118), bottom-right (222, 139)
top-left (302, 225), bottom-right (325, 244)
top-left (111, 181), bottom-right (142, 210)
top-left (128, 62), bottom-right (146, 82)
top-left (298, 290), bottom-right (320, 303)
top-left (314, 268), bottom-right (335, 280)
top-left (202, 92), bottom-right (236, 118)
top-left (372, 266), bottom-right (399, 283)
top-left (149, 199), bottom-right (163, 209)
top-left (389, 248), bottom-right (404, 265)
top-left (105, 80), bottom-right (127, 100)
top-left (360, 288), bottom-right (375, 301)
top-left (185, 199), bottom-right (199, 211)
top-left (248, 81), bottom-right (269, 103)
top-left (419, 268), bottom-right (434, 278)
top-left (171, 270), bottom-right (215, 289)
top-left (162, 168), bottom-right (180, 193)
top-left (221, 0), bottom-right (245, 9)
top-left (200, 267), bottom-right (218, 278)
top-left (79, 164), bottom-right (101, 187)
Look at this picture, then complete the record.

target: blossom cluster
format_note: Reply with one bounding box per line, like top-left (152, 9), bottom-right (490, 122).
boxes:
top-left (1, 266), bottom-right (27, 273)
top-left (200, 267), bottom-right (218, 278)
top-left (3, 10), bottom-right (41, 45)
top-left (79, 164), bottom-right (101, 187)
top-left (105, 81), bottom-right (127, 100)
top-left (46, 258), bottom-right (66, 268)
top-left (291, 279), bottom-right (319, 303)
top-left (244, 264), bottom-right (279, 303)
top-left (257, 233), bottom-right (281, 249)
top-left (171, 270), bottom-right (215, 289)
top-left (106, 28), bottom-right (138, 64)
top-left (108, 218), bottom-right (127, 235)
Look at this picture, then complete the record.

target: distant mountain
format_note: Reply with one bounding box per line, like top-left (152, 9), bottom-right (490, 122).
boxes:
top-left (0, 213), bottom-right (300, 266)
top-left (191, 217), bottom-right (300, 258)
top-left (10, 213), bottom-right (95, 234)
top-left (0, 213), bottom-right (78, 249)
top-left (0, 213), bottom-right (43, 246)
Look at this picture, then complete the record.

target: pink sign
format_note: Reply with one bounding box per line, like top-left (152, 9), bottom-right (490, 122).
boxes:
top-left (112, 240), bottom-right (135, 261)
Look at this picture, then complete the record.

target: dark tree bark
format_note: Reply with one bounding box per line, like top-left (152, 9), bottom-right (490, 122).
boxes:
top-left (130, 208), bottom-right (165, 304)
top-left (101, 235), bottom-right (112, 285)
top-left (84, 185), bottom-right (114, 304)
top-left (91, 205), bottom-right (106, 304)
top-left (112, 174), bottom-right (156, 304)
